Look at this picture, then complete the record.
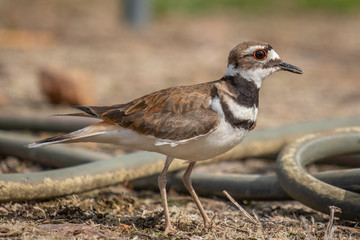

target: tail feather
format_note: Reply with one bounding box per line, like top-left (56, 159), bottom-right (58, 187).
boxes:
top-left (72, 106), bottom-right (98, 117)
top-left (53, 106), bottom-right (100, 118)
top-left (53, 105), bottom-right (124, 119)
top-left (28, 123), bottom-right (110, 148)
top-left (53, 112), bottom-right (97, 118)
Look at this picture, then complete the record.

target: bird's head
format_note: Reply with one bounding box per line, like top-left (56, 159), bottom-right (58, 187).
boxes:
top-left (225, 41), bottom-right (303, 87)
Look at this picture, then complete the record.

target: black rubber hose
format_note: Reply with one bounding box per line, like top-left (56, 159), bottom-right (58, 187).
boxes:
top-left (131, 168), bottom-right (360, 201)
top-left (0, 130), bottom-right (166, 202)
top-left (0, 115), bottom-right (96, 133)
top-left (0, 131), bottom-right (109, 168)
top-left (1, 115), bottom-right (360, 167)
top-left (0, 116), bottom-right (359, 207)
top-left (2, 130), bottom-right (360, 202)
top-left (276, 127), bottom-right (360, 221)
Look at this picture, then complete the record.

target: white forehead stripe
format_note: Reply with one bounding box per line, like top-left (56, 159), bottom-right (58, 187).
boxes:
top-left (267, 49), bottom-right (280, 60)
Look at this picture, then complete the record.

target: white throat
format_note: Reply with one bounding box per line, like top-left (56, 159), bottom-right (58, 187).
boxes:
top-left (224, 64), bottom-right (277, 88)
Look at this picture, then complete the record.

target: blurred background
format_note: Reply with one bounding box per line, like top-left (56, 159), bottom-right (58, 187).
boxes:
top-left (0, 0), bottom-right (360, 129)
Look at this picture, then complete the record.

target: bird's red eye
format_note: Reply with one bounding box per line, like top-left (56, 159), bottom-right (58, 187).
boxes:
top-left (253, 49), bottom-right (267, 60)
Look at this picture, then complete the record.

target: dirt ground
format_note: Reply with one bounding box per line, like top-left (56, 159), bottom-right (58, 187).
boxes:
top-left (0, 1), bottom-right (360, 239)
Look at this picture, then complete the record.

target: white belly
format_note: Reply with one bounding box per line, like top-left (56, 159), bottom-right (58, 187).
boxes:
top-left (156, 119), bottom-right (247, 161)
top-left (91, 118), bottom-right (247, 161)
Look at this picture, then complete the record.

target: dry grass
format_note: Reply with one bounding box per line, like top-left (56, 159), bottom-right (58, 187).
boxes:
top-left (0, 186), bottom-right (359, 239)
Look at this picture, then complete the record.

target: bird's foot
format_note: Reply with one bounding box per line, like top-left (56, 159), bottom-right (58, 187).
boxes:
top-left (204, 214), bottom-right (224, 231)
top-left (164, 225), bottom-right (176, 235)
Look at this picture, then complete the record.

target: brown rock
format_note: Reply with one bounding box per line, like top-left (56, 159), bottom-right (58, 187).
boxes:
top-left (0, 91), bottom-right (9, 106)
top-left (39, 67), bottom-right (96, 106)
top-left (0, 29), bottom-right (54, 49)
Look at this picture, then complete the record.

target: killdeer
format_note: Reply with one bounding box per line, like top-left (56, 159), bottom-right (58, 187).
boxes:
top-left (29, 41), bottom-right (302, 234)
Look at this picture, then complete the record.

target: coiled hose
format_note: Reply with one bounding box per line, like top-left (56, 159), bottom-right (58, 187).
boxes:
top-left (0, 115), bottom-right (359, 220)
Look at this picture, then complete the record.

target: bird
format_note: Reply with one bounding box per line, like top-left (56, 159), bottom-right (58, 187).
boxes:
top-left (29, 41), bottom-right (302, 234)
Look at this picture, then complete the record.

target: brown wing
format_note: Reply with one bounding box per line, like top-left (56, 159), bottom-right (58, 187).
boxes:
top-left (77, 84), bottom-right (220, 141)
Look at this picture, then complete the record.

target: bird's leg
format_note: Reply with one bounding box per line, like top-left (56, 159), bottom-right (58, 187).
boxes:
top-left (182, 162), bottom-right (211, 229)
top-left (158, 156), bottom-right (175, 234)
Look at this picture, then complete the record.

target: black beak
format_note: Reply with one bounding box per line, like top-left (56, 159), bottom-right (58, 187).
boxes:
top-left (278, 61), bottom-right (303, 74)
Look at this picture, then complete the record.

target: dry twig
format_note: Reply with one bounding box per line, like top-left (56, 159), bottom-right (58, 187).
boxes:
top-left (223, 190), bottom-right (259, 225)
top-left (300, 216), bottom-right (315, 240)
top-left (324, 206), bottom-right (342, 240)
